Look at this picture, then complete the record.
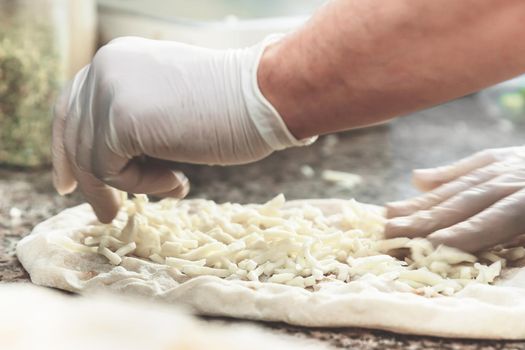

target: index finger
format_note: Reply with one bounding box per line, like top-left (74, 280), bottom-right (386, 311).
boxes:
top-left (411, 148), bottom-right (512, 191)
top-left (91, 140), bottom-right (190, 199)
top-left (73, 166), bottom-right (123, 224)
top-left (427, 187), bottom-right (525, 252)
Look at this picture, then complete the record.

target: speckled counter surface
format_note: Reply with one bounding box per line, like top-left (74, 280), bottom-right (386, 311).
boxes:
top-left (1, 95), bottom-right (525, 349)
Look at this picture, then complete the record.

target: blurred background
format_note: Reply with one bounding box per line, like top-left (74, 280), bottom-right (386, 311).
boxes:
top-left (0, 0), bottom-right (324, 167)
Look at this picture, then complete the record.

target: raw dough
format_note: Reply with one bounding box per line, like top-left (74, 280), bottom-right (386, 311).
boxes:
top-left (16, 196), bottom-right (525, 339)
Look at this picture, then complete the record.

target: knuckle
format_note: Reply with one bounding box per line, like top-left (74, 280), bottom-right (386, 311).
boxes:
top-left (470, 166), bottom-right (496, 178)
top-left (93, 37), bottom-right (146, 70)
top-left (74, 150), bottom-right (91, 174)
top-left (90, 156), bottom-right (117, 184)
top-left (107, 97), bottom-right (134, 144)
top-left (92, 44), bottom-right (121, 67)
top-left (108, 97), bottom-right (130, 121)
top-left (414, 209), bottom-right (436, 221)
top-left (91, 46), bottom-right (125, 88)
top-left (90, 161), bottom-right (106, 181)
top-left (421, 192), bottom-right (442, 204)
top-left (461, 188), bottom-right (484, 202)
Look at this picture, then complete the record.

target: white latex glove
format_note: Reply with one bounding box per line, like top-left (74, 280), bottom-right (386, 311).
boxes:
top-left (385, 146), bottom-right (525, 252)
top-left (52, 36), bottom-right (315, 223)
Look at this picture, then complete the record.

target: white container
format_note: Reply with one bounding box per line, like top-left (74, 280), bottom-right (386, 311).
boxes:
top-left (63, 0), bottom-right (97, 78)
top-left (97, 0), bottom-right (325, 48)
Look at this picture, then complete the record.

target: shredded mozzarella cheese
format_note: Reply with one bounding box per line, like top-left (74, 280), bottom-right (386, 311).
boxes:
top-left (78, 194), bottom-right (516, 296)
top-left (322, 170), bottom-right (363, 189)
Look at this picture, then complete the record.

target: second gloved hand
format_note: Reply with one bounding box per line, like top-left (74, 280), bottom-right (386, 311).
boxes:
top-left (385, 146), bottom-right (525, 252)
top-left (53, 36), bottom-right (314, 223)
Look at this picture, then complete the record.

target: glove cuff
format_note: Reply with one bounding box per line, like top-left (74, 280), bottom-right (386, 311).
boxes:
top-left (241, 34), bottom-right (317, 151)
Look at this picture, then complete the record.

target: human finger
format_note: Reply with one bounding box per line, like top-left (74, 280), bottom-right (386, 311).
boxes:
top-left (411, 149), bottom-right (507, 192)
top-left (386, 162), bottom-right (507, 218)
top-left (51, 83), bottom-right (77, 195)
top-left (385, 172), bottom-right (525, 239)
top-left (427, 187), bottom-right (525, 252)
top-left (91, 141), bottom-right (190, 198)
top-left (73, 166), bottom-right (123, 223)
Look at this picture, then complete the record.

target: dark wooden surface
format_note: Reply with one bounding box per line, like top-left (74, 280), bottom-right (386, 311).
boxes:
top-left (2, 95), bottom-right (525, 349)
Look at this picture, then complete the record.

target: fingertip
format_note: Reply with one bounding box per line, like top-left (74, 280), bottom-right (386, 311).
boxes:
top-left (412, 169), bottom-right (442, 192)
top-left (94, 209), bottom-right (118, 224)
top-left (173, 171), bottom-right (190, 198)
top-left (413, 168), bottom-right (435, 177)
top-left (53, 165), bottom-right (77, 195)
top-left (74, 168), bottom-right (123, 224)
top-left (90, 189), bottom-right (122, 224)
top-left (385, 201), bottom-right (414, 219)
top-left (54, 183), bottom-right (77, 196)
top-left (384, 217), bottom-right (409, 239)
top-left (412, 150), bottom-right (498, 192)
top-left (153, 171), bottom-right (191, 199)
top-left (178, 180), bottom-right (191, 198)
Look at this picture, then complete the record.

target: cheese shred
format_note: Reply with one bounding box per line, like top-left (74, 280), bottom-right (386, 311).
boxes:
top-left (77, 194), bottom-right (515, 296)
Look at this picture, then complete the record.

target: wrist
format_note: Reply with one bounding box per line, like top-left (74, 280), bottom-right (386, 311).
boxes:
top-left (242, 35), bottom-right (316, 151)
top-left (257, 38), bottom-right (312, 140)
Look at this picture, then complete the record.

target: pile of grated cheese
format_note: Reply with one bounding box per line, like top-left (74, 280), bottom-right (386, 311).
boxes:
top-left (77, 194), bottom-right (525, 297)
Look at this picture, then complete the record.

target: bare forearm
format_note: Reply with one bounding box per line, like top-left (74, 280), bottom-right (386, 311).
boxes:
top-left (259, 0), bottom-right (525, 138)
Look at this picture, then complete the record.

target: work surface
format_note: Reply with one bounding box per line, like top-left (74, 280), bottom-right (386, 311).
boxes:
top-left (1, 95), bottom-right (525, 349)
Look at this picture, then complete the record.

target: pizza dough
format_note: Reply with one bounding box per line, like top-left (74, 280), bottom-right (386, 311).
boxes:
top-left (0, 284), bottom-right (326, 350)
top-left (16, 195), bottom-right (525, 339)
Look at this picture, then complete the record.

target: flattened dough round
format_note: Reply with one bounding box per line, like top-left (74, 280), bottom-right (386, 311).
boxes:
top-left (16, 200), bottom-right (525, 339)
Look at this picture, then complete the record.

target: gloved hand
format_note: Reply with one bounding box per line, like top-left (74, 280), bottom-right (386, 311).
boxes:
top-left (52, 36), bottom-right (315, 223)
top-left (384, 146), bottom-right (525, 252)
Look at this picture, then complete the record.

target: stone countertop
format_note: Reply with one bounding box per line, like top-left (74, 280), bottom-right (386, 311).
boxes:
top-left (1, 95), bottom-right (525, 349)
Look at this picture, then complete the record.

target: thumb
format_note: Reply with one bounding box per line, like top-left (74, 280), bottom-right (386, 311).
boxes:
top-left (52, 82), bottom-right (77, 195)
top-left (106, 159), bottom-right (190, 198)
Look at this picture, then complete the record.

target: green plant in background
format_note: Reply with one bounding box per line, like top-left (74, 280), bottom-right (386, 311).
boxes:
top-left (498, 87), bottom-right (525, 122)
top-left (0, 14), bottom-right (60, 167)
